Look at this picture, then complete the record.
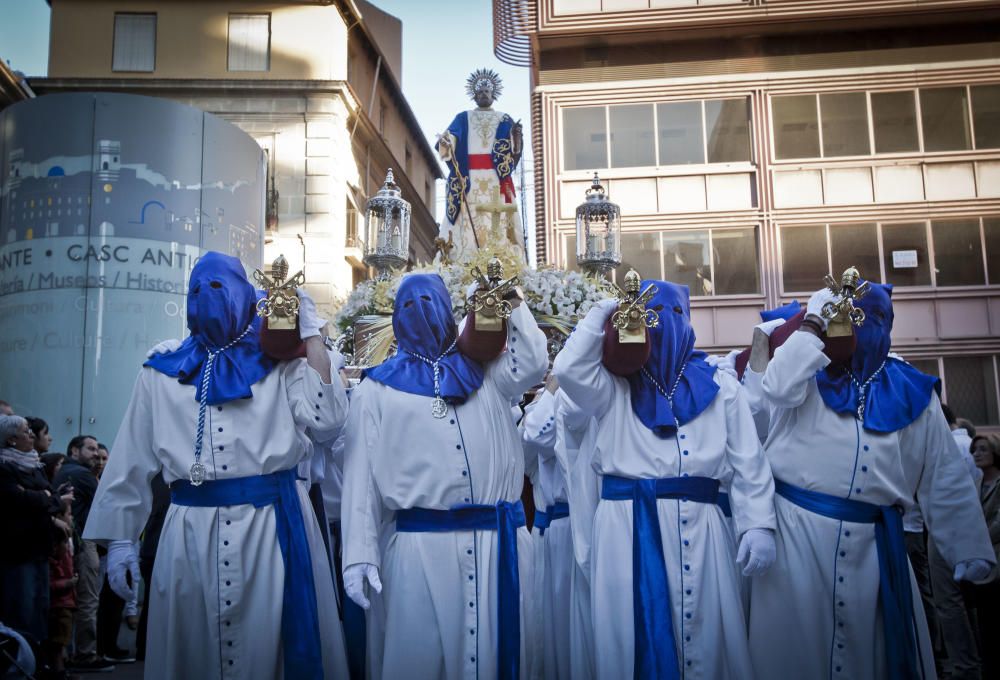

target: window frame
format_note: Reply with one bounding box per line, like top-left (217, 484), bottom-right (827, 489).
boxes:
top-left (227, 12), bottom-right (272, 73)
top-left (777, 215), bottom-right (1000, 294)
top-left (111, 12), bottom-right (157, 73)
top-left (769, 83), bottom-right (1000, 163)
top-left (602, 225), bottom-right (763, 298)
top-left (559, 95), bottom-right (755, 175)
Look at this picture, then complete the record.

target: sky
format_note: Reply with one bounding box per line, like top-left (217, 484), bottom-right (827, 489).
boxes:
top-left (0, 0), bottom-right (536, 254)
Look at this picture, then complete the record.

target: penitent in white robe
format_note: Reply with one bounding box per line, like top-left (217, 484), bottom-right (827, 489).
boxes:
top-left (342, 304), bottom-right (548, 680)
top-left (553, 323), bottom-right (776, 680)
top-left (84, 358), bottom-right (350, 680)
top-left (520, 390), bottom-right (575, 680)
top-left (749, 331), bottom-right (994, 680)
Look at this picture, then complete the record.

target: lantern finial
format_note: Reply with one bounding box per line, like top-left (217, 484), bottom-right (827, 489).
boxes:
top-left (575, 172), bottom-right (621, 277)
top-left (363, 167), bottom-right (412, 279)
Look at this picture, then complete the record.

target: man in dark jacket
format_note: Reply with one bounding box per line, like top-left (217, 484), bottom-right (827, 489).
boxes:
top-left (53, 434), bottom-right (113, 672)
top-left (0, 415), bottom-right (65, 644)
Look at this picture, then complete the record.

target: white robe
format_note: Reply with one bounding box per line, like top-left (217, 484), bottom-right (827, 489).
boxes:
top-left (749, 331), bottom-right (994, 680)
top-left (552, 320), bottom-right (776, 680)
top-left (84, 359), bottom-right (350, 680)
top-left (521, 390), bottom-right (574, 680)
top-left (342, 304), bottom-right (548, 680)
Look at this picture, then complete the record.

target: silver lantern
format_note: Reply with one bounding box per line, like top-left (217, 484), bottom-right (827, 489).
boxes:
top-left (575, 172), bottom-right (621, 277)
top-left (363, 168), bottom-right (411, 279)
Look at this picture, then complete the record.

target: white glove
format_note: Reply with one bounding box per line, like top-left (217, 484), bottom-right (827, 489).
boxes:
top-left (706, 350), bottom-right (741, 379)
top-left (296, 288), bottom-right (326, 340)
top-left (343, 562), bottom-right (382, 610)
top-left (954, 559), bottom-right (993, 583)
top-left (107, 540), bottom-right (138, 601)
top-left (736, 528), bottom-right (777, 576)
top-left (754, 318), bottom-right (786, 337)
top-left (579, 298), bottom-right (619, 333)
top-left (146, 338), bottom-right (182, 358)
top-left (466, 281), bottom-right (479, 299)
top-left (805, 289), bottom-right (839, 331)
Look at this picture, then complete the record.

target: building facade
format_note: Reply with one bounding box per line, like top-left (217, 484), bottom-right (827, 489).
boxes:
top-left (37, 0), bottom-right (441, 314)
top-left (496, 0), bottom-right (1000, 426)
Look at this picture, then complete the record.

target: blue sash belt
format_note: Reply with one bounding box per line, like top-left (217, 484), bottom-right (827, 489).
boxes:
top-left (601, 474), bottom-right (721, 680)
top-left (171, 469), bottom-right (323, 680)
top-left (396, 500), bottom-right (525, 680)
top-left (535, 501), bottom-right (569, 536)
top-left (775, 479), bottom-right (919, 680)
top-left (717, 491), bottom-right (732, 518)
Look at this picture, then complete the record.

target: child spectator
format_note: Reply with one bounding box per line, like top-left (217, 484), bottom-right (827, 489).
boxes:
top-left (43, 506), bottom-right (77, 680)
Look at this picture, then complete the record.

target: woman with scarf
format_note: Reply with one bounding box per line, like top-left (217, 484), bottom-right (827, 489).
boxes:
top-left (341, 273), bottom-right (548, 680)
top-left (0, 414), bottom-right (69, 644)
top-left (748, 283), bottom-right (994, 679)
top-left (552, 281), bottom-right (777, 679)
top-left (83, 252), bottom-right (350, 680)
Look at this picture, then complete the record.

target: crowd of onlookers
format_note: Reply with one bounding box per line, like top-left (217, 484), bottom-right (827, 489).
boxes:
top-left (0, 400), bottom-right (142, 679)
top-left (904, 404), bottom-right (1000, 680)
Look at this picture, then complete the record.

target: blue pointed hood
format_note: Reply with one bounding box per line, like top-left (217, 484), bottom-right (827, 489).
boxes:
top-left (627, 280), bottom-right (720, 438)
top-left (815, 282), bottom-right (939, 432)
top-left (145, 251), bottom-right (276, 405)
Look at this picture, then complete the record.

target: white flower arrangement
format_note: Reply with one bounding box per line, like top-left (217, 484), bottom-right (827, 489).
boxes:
top-left (332, 237), bottom-right (613, 362)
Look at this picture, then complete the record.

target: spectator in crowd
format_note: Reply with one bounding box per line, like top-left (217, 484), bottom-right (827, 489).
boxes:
top-left (44, 503), bottom-right (77, 680)
top-left (135, 473), bottom-right (170, 662)
top-left (53, 435), bottom-right (113, 673)
top-left (969, 434), bottom-right (1000, 678)
top-left (0, 415), bottom-right (67, 645)
top-left (93, 444), bottom-right (109, 479)
top-left (930, 406), bottom-right (986, 679)
top-left (942, 404), bottom-right (981, 484)
top-left (26, 418), bottom-right (52, 455)
top-left (40, 453), bottom-right (66, 485)
top-left (0, 401), bottom-right (13, 416)
top-left (95, 443), bottom-right (137, 665)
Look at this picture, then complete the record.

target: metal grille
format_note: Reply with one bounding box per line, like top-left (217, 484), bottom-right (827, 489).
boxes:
top-left (493, 0), bottom-right (535, 67)
top-left (943, 355), bottom-right (999, 426)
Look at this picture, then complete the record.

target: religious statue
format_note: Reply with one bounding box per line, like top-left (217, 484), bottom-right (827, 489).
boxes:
top-left (437, 68), bottom-right (525, 262)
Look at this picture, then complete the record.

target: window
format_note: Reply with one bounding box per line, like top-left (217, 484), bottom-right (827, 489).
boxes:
top-left (405, 145), bottom-right (413, 176)
top-left (112, 13), bottom-right (156, 72)
top-left (984, 218), bottom-right (1000, 285)
top-left (920, 87), bottom-right (972, 152)
top-left (610, 104), bottom-right (655, 168)
top-left (774, 84), bottom-right (1000, 160)
top-left (829, 223), bottom-right (879, 279)
top-left (711, 228), bottom-right (759, 295)
top-left (705, 99), bottom-right (751, 164)
top-left (563, 107), bottom-right (607, 171)
top-left (663, 231), bottom-right (712, 295)
top-left (820, 93), bottom-right (870, 157)
top-left (780, 216), bottom-right (1000, 291)
top-left (620, 232), bottom-right (663, 280)
top-left (772, 95), bottom-right (820, 160)
top-left (871, 91), bottom-right (919, 153)
top-left (658, 101), bottom-right (704, 165)
top-left (882, 222), bottom-right (931, 287)
top-left (563, 97), bottom-right (751, 171)
top-left (972, 85), bottom-right (1000, 150)
top-left (228, 14), bottom-right (270, 72)
top-left (943, 356), bottom-right (999, 426)
top-left (931, 219), bottom-right (984, 286)
top-left (780, 224), bottom-right (828, 292)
